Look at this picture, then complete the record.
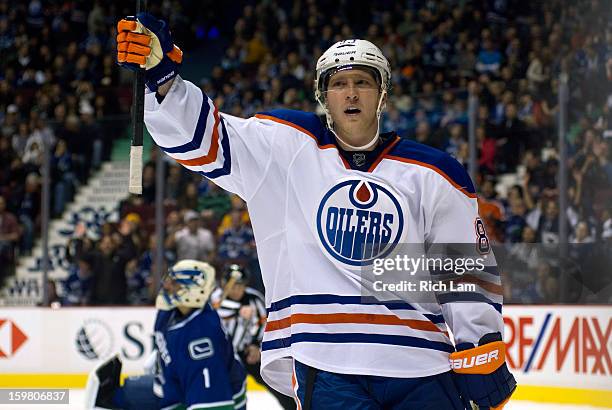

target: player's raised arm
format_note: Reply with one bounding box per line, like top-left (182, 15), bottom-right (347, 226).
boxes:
top-left (423, 156), bottom-right (516, 409)
top-left (116, 13), bottom-right (280, 200)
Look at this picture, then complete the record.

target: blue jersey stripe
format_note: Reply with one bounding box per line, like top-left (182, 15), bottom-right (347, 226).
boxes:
top-left (389, 139), bottom-right (476, 194)
top-left (266, 294), bottom-right (445, 323)
top-left (261, 332), bottom-right (455, 353)
top-left (257, 109), bottom-right (332, 145)
top-left (159, 92), bottom-right (211, 154)
top-left (198, 117), bottom-right (232, 179)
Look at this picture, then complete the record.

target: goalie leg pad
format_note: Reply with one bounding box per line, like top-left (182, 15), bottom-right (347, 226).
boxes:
top-left (116, 375), bottom-right (159, 410)
top-left (84, 355), bottom-right (122, 410)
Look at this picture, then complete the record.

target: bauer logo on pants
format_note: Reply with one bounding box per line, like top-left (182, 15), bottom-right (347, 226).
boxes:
top-left (316, 178), bottom-right (405, 266)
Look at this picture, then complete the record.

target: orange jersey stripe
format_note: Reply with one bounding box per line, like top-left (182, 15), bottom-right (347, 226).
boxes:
top-left (383, 155), bottom-right (477, 199)
top-left (174, 105), bottom-right (221, 166)
top-left (456, 274), bottom-right (503, 295)
top-left (292, 361), bottom-right (302, 410)
top-left (255, 114), bottom-right (318, 144)
top-left (265, 312), bottom-right (445, 334)
top-left (367, 136), bottom-right (401, 172)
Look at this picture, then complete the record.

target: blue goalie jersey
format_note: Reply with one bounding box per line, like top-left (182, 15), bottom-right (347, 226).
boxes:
top-left (153, 304), bottom-right (247, 410)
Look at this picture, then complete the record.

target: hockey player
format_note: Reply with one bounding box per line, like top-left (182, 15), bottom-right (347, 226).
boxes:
top-left (212, 264), bottom-right (296, 409)
top-left (116, 14), bottom-right (516, 409)
top-left (85, 260), bottom-right (246, 410)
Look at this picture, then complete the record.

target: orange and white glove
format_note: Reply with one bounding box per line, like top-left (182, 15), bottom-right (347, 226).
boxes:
top-left (450, 332), bottom-right (516, 409)
top-left (116, 13), bottom-right (182, 91)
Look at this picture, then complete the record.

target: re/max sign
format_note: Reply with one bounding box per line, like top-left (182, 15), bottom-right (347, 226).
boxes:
top-left (504, 314), bottom-right (611, 375)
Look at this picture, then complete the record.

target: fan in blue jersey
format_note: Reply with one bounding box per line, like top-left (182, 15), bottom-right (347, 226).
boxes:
top-left (84, 260), bottom-right (246, 410)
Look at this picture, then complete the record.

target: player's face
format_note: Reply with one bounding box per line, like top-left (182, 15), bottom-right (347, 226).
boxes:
top-left (325, 69), bottom-right (382, 149)
top-left (228, 282), bottom-right (246, 301)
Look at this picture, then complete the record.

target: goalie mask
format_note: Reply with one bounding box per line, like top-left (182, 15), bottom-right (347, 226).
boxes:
top-left (155, 259), bottom-right (216, 311)
top-left (314, 39), bottom-right (391, 150)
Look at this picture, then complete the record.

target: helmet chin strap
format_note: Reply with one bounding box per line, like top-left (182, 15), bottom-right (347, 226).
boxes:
top-left (326, 89), bottom-right (387, 151)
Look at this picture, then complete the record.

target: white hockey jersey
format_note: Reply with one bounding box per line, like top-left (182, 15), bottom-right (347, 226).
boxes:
top-left (144, 76), bottom-right (504, 396)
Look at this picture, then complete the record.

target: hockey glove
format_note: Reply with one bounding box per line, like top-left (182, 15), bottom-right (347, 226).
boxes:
top-left (450, 332), bottom-right (516, 409)
top-left (116, 12), bottom-right (183, 92)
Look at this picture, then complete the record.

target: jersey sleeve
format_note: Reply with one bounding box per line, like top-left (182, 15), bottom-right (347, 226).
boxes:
top-left (424, 156), bottom-right (504, 347)
top-left (144, 76), bottom-right (276, 200)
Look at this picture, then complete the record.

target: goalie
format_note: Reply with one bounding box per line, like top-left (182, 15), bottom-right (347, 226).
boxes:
top-left (85, 260), bottom-right (247, 410)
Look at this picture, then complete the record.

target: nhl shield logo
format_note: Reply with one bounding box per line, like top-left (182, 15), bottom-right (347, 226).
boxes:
top-left (316, 178), bottom-right (405, 266)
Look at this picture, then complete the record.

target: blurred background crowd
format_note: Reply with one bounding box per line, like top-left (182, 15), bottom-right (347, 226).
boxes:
top-left (0, 0), bottom-right (611, 306)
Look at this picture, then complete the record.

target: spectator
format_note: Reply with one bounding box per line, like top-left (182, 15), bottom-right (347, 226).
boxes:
top-left (12, 122), bottom-right (30, 157)
top-left (537, 200), bottom-right (560, 244)
top-left (570, 220), bottom-right (595, 243)
top-left (79, 101), bottom-right (105, 169)
top-left (141, 163), bottom-right (156, 204)
top-left (17, 173), bottom-right (40, 254)
top-left (494, 103), bottom-right (528, 171)
top-left (218, 210), bottom-right (256, 264)
top-left (477, 126), bottom-right (496, 174)
top-left (51, 139), bottom-right (77, 217)
top-left (508, 226), bottom-right (541, 273)
top-left (171, 210), bottom-right (215, 262)
top-left (177, 181), bottom-right (200, 210)
top-left (90, 220), bottom-right (137, 305)
top-left (125, 257), bottom-right (151, 305)
top-left (2, 105), bottom-right (19, 139)
top-left (476, 39), bottom-right (502, 74)
top-left (217, 195), bottom-right (250, 235)
top-left (477, 179), bottom-right (505, 243)
top-left (505, 198), bottom-right (528, 243)
top-left (522, 262), bottom-right (556, 303)
top-left (443, 123), bottom-right (465, 158)
top-left (165, 163), bottom-right (186, 203)
top-left (526, 50), bottom-right (549, 97)
top-left (62, 254), bottom-right (94, 305)
top-left (0, 195), bottom-right (20, 281)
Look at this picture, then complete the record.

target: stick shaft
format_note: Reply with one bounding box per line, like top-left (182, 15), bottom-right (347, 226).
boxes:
top-left (129, 0), bottom-right (145, 195)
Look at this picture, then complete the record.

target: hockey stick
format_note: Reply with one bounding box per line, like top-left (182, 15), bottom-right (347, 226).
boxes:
top-left (212, 269), bottom-right (242, 309)
top-left (128, 0), bottom-right (146, 195)
top-left (219, 270), bottom-right (242, 302)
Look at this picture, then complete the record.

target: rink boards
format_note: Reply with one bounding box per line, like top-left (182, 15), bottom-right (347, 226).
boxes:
top-left (0, 305), bottom-right (609, 407)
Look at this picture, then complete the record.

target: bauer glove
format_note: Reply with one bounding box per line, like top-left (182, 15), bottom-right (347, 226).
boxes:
top-left (116, 12), bottom-right (183, 92)
top-left (450, 332), bottom-right (516, 409)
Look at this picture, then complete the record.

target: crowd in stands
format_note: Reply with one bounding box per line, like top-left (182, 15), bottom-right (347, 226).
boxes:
top-left (0, 0), bottom-right (140, 284)
top-left (59, 160), bottom-right (258, 306)
top-left (1, 1), bottom-right (610, 304)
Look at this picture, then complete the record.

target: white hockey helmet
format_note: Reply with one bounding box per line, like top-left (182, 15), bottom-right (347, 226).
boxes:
top-left (155, 259), bottom-right (216, 311)
top-left (314, 39), bottom-right (391, 150)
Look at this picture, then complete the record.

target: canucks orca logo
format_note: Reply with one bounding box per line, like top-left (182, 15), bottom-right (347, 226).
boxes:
top-left (316, 179), bottom-right (404, 266)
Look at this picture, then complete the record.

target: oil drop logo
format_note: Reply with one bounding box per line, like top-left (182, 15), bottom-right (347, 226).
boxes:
top-left (316, 179), bottom-right (405, 266)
